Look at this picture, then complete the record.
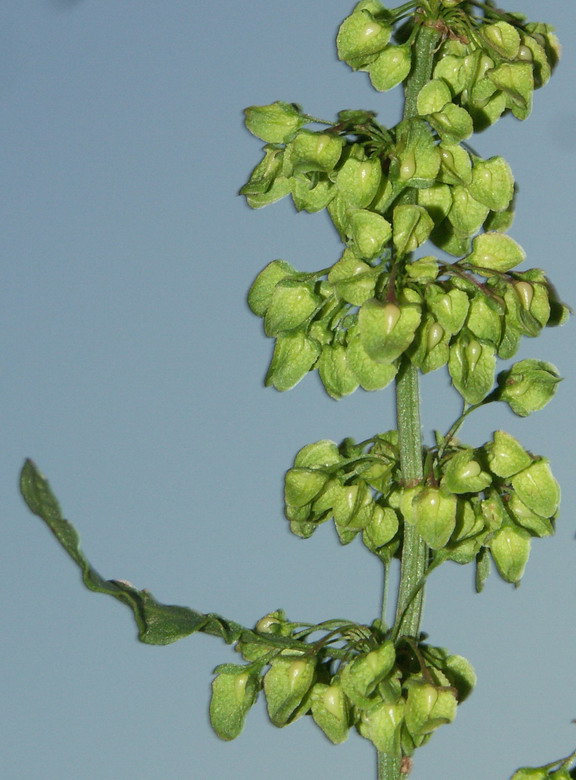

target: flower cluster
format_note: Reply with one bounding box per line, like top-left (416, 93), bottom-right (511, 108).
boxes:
top-left (338, 0), bottom-right (559, 130)
top-left (242, 0), bottom-right (567, 403)
top-left (284, 429), bottom-right (560, 585)
top-left (209, 611), bottom-right (475, 758)
top-left (248, 244), bottom-right (566, 402)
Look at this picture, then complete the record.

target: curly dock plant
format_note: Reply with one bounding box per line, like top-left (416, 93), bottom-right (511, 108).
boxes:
top-left (20, 1), bottom-right (571, 778)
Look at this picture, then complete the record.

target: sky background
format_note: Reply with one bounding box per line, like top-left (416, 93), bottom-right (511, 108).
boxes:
top-left (2, 1), bottom-right (576, 778)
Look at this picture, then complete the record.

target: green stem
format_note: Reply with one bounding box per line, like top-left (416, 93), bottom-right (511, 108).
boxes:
top-left (393, 359), bottom-right (426, 638)
top-left (377, 753), bottom-right (403, 780)
top-left (377, 20), bottom-right (440, 780)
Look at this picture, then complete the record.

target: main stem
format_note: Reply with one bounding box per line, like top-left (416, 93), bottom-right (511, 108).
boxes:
top-left (377, 20), bottom-right (440, 780)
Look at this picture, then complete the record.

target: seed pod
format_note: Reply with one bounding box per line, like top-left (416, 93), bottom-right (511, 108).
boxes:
top-left (514, 280), bottom-right (534, 310)
top-left (265, 330), bottom-right (321, 391)
top-left (328, 251), bottom-right (377, 306)
top-left (428, 103), bottom-right (474, 145)
top-left (294, 439), bottom-right (341, 469)
top-left (399, 484), bottom-right (423, 525)
top-left (336, 10), bottom-right (391, 66)
top-left (240, 145), bottom-right (287, 203)
top-left (247, 260), bottom-right (298, 317)
top-left (358, 699), bottom-right (405, 756)
top-left (487, 62), bottom-right (534, 120)
top-left (414, 487), bottom-right (457, 549)
top-left (519, 32), bottom-right (551, 88)
top-left (466, 294), bottom-right (502, 345)
top-left (429, 650), bottom-right (477, 703)
top-left (244, 101), bottom-right (306, 143)
top-left (336, 156), bottom-right (382, 209)
top-left (340, 641), bottom-right (396, 707)
top-left (433, 54), bottom-right (468, 96)
top-left (509, 770), bottom-right (548, 780)
top-left (404, 680), bottom-right (457, 738)
top-left (480, 489), bottom-right (506, 532)
top-left (255, 610), bottom-right (289, 636)
top-left (426, 321), bottom-right (447, 360)
top-left (348, 209), bottom-right (392, 259)
top-left (264, 280), bottom-right (319, 336)
top-left (263, 656), bottom-right (316, 726)
top-left (426, 287), bottom-right (469, 335)
top-left (346, 329), bottom-right (399, 391)
top-left (441, 449), bottom-right (492, 494)
top-left (367, 43), bottom-right (412, 92)
top-left (407, 315), bottom-right (449, 374)
top-left (284, 468), bottom-right (329, 508)
top-left (417, 79), bottom-right (451, 115)
top-left (393, 118), bottom-right (441, 188)
top-left (448, 186), bottom-right (490, 236)
top-left (485, 430), bottom-right (532, 478)
top-left (310, 681), bottom-right (351, 744)
top-left (508, 494), bottom-right (554, 538)
top-left (289, 130), bottom-right (344, 174)
top-left (209, 668), bottom-right (259, 740)
top-left (406, 256), bottom-right (439, 283)
top-left (332, 480), bottom-right (372, 528)
top-left (362, 504), bottom-right (399, 552)
top-left (502, 281), bottom-right (539, 340)
top-left (318, 343), bottom-right (360, 400)
top-left (490, 524), bottom-right (531, 584)
top-left (511, 458), bottom-right (560, 518)
top-left (450, 497), bottom-right (484, 544)
top-left (437, 143), bottom-right (472, 186)
top-left (468, 155), bottom-right (515, 212)
top-left (359, 298), bottom-right (421, 364)
top-left (495, 358), bottom-right (561, 417)
top-left (290, 174), bottom-right (336, 213)
top-left (481, 21), bottom-right (521, 60)
top-left (466, 231), bottom-right (526, 273)
top-left (418, 183), bottom-right (453, 228)
top-left (392, 204), bottom-right (434, 256)
top-left (448, 336), bottom-right (496, 405)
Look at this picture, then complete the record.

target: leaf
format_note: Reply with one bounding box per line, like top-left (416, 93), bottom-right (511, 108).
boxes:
top-left (19, 460), bottom-right (247, 646)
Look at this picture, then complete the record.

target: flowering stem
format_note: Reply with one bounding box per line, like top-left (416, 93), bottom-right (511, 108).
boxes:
top-left (377, 21), bottom-right (440, 780)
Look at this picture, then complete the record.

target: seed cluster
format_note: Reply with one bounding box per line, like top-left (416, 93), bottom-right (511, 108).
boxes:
top-left (242, 4), bottom-right (565, 402)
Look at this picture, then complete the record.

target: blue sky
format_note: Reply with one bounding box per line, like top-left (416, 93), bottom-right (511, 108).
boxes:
top-left (3, 1), bottom-right (576, 778)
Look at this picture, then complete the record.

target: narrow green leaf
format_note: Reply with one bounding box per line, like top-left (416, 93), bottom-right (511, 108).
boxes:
top-left (19, 460), bottom-right (247, 646)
